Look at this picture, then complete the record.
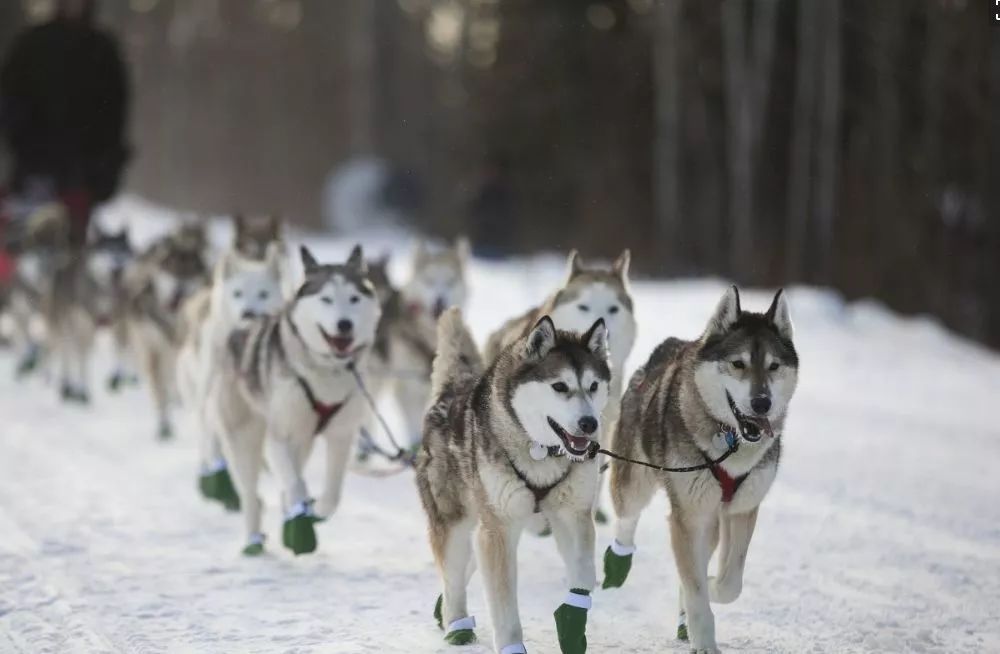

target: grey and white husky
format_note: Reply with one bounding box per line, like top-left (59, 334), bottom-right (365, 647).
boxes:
top-left (603, 286), bottom-right (798, 654)
top-left (416, 308), bottom-right (609, 654)
top-left (125, 223), bottom-right (210, 439)
top-left (205, 245), bottom-right (380, 555)
top-left (375, 239), bottom-right (470, 444)
top-left (176, 245), bottom-right (284, 510)
top-left (45, 227), bottom-right (134, 403)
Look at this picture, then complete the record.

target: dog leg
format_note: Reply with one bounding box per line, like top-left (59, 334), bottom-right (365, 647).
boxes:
top-left (397, 376), bottom-right (429, 447)
top-left (604, 462), bottom-right (655, 589)
top-left (314, 433), bottom-right (353, 519)
top-left (225, 424), bottom-right (266, 555)
top-left (678, 514), bottom-right (719, 641)
top-left (709, 507), bottom-right (758, 604)
top-left (144, 349), bottom-right (172, 439)
top-left (434, 518), bottom-right (477, 645)
top-left (266, 435), bottom-right (316, 555)
top-left (478, 516), bottom-right (524, 653)
top-left (550, 508), bottom-right (596, 654)
top-left (670, 512), bottom-right (718, 653)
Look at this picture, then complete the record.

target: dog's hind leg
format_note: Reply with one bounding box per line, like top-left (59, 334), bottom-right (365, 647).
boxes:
top-left (432, 518), bottom-right (477, 644)
top-left (477, 515), bottom-right (525, 653)
top-left (670, 511), bottom-right (719, 653)
top-left (550, 508), bottom-right (596, 654)
top-left (709, 507), bottom-right (758, 605)
top-left (314, 433), bottom-right (353, 519)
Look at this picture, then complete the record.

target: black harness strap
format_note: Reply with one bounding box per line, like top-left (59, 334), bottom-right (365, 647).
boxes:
top-left (506, 454), bottom-right (571, 513)
top-left (295, 374), bottom-right (346, 435)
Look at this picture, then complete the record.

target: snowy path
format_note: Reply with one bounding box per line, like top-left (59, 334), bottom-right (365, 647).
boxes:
top-left (2, 220), bottom-right (1000, 652)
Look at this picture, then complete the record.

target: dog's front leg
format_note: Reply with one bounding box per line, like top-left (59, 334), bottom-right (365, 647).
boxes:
top-left (314, 431), bottom-right (353, 519)
top-left (670, 511), bottom-right (718, 653)
top-left (266, 433), bottom-right (317, 555)
top-left (710, 507), bottom-right (758, 604)
top-left (550, 508), bottom-right (596, 654)
top-left (478, 515), bottom-right (525, 654)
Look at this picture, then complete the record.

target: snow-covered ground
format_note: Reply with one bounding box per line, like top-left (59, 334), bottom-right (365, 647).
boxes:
top-left (2, 198), bottom-right (999, 653)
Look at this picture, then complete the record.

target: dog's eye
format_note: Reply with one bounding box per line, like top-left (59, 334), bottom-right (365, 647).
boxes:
top-left (589, 381), bottom-right (599, 393)
top-left (731, 360), bottom-right (746, 370)
top-left (233, 290), bottom-right (243, 299)
top-left (320, 296), bottom-right (333, 305)
top-left (608, 305), bottom-right (619, 315)
top-left (578, 304), bottom-right (589, 312)
top-left (350, 295), bottom-right (360, 304)
top-left (258, 290), bottom-right (269, 300)
top-left (551, 382), bottom-right (569, 393)
top-left (768, 362), bottom-right (780, 372)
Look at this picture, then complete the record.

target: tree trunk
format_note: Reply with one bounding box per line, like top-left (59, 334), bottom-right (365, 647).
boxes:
top-left (652, 0), bottom-right (683, 269)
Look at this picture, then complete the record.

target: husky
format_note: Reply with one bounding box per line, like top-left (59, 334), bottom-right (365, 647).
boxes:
top-left (205, 245), bottom-right (380, 555)
top-left (485, 250), bottom-right (635, 527)
top-left (416, 308), bottom-right (610, 653)
top-left (232, 212), bottom-right (283, 260)
top-left (125, 223), bottom-right (210, 439)
top-left (377, 238), bottom-right (469, 444)
top-left (176, 245), bottom-right (284, 510)
top-left (44, 227), bottom-right (134, 402)
top-left (603, 286), bottom-right (798, 654)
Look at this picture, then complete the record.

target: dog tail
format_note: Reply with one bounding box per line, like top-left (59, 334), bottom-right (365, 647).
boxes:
top-left (431, 307), bottom-right (483, 397)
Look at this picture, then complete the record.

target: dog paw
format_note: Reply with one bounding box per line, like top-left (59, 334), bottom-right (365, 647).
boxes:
top-left (677, 624), bottom-right (688, 641)
top-left (157, 422), bottom-right (173, 441)
top-left (554, 589), bottom-right (590, 654)
top-left (15, 348), bottom-right (40, 378)
top-left (601, 544), bottom-right (633, 589)
top-left (443, 629), bottom-right (476, 645)
top-left (282, 514), bottom-right (317, 555)
top-left (593, 508), bottom-right (609, 524)
top-left (106, 371), bottom-right (138, 392)
top-left (689, 648), bottom-right (720, 654)
top-left (198, 469), bottom-right (240, 511)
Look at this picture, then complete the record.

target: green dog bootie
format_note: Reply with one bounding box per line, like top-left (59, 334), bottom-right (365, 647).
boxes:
top-left (443, 616), bottom-right (477, 645)
top-left (242, 533), bottom-right (266, 557)
top-left (282, 501), bottom-right (317, 555)
top-left (554, 589), bottom-right (590, 654)
top-left (213, 468), bottom-right (241, 512)
top-left (593, 508), bottom-right (609, 525)
top-left (676, 608), bottom-right (688, 641)
top-left (434, 594), bottom-right (443, 629)
top-left (601, 540), bottom-right (635, 589)
top-left (198, 472), bottom-right (216, 500)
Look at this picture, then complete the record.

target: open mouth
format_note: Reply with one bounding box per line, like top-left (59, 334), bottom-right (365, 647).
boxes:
top-left (318, 326), bottom-right (356, 358)
top-left (547, 417), bottom-right (592, 456)
top-left (726, 391), bottom-right (774, 443)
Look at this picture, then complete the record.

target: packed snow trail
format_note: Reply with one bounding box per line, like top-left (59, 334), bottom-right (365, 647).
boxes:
top-left (2, 202), bottom-right (999, 653)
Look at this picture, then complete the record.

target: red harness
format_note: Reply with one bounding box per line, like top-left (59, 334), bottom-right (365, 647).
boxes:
top-left (703, 455), bottom-right (748, 503)
top-left (295, 375), bottom-right (347, 435)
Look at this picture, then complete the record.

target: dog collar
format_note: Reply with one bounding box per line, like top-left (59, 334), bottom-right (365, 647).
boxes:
top-left (528, 441), bottom-right (562, 461)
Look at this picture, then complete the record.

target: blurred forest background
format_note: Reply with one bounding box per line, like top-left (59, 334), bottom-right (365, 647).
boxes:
top-left (1, 0), bottom-right (998, 347)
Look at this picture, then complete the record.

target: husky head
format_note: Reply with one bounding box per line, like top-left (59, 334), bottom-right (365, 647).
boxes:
top-left (547, 250), bottom-right (636, 371)
top-left (507, 316), bottom-right (611, 460)
top-left (148, 223), bottom-right (209, 311)
top-left (211, 245), bottom-right (284, 327)
top-left (289, 244), bottom-right (381, 361)
top-left (403, 238), bottom-right (469, 319)
top-left (694, 286), bottom-right (798, 442)
top-left (85, 227), bottom-right (133, 290)
top-left (233, 212), bottom-right (283, 260)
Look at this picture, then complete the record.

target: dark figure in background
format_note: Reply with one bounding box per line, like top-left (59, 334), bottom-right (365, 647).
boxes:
top-left (0, 0), bottom-right (130, 246)
top-left (466, 153), bottom-right (514, 259)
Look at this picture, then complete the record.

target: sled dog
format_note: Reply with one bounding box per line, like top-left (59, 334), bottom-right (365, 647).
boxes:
top-left (604, 286), bottom-right (798, 654)
top-left (232, 212), bottom-right (283, 260)
top-left (206, 245), bottom-right (380, 555)
top-left (45, 227), bottom-right (134, 402)
top-left (416, 308), bottom-right (609, 653)
top-left (125, 223), bottom-right (210, 439)
top-left (386, 238), bottom-right (470, 443)
top-left (176, 245), bottom-right (283, 510)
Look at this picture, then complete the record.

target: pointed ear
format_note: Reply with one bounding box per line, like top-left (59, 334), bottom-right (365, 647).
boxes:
top-left (525, 315), bottom-right (557, 359)
top-left (612, 249), bottom-right (631, 280)
top-left (263, 242), bottom-right (283, 274)
top-left (215, 250), bottom-right (235, 282)
top-left (454, 236), bottom-right (471, 265)
top-left (299, 245), bottom-right (319, 274)
top-left (705, 285), bottom-right (741, 339)
top-left (583, 318), bottom-right (609, 359)
top-left (564, 250), bottom-right (582, 282)
top-left (765, 288), bottom-right (794, 341)
top-left (347, 244), bottom-right (367, 274)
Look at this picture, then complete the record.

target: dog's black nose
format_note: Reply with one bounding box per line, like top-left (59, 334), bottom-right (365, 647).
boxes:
top-left (241, 309), bottom-right (256, 320)
top-left (751, 395), bottom-right (771, 415)
top-left (337, 319), bottom-right (353, 334)
top-left (578, 415), bottom-right (598, 434)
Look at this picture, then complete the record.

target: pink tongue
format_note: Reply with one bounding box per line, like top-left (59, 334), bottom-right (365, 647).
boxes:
top-left (569, 436), bottom-right (589, 451)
